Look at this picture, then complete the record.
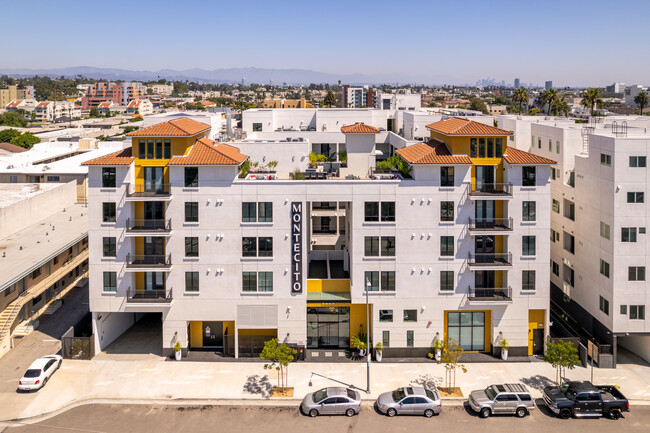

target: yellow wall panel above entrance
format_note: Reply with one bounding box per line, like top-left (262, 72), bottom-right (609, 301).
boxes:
top-left (306, 279), bottom-right (350, 292)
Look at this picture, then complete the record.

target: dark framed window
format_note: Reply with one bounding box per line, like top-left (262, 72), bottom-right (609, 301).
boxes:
top-left (102, 202), bottom-right (116, 223)
top-left (406, 330), bottom-right (414, 348)
top-left (441, 201), bottom-right (454, 222)
top-left (31, 268), bottom-right (41, 279)
top-left (381, 202), bottom-right (395, 222)
top-left (522, 201), bottom-right (536, 221)
top-left (403, 309), bottom-right (417, 322)
top-left (629, 266), bottom-right (646, 281)
top-left (440, 271), bottom-right (454, 291)
top-left (155, 139), bottom-right (163, 159)
top-left (599, 296), bottom-right (610, 315)
top-left (365, 271), bottom-right (379, 291)
top-left (381, 271), bottom-right (395, 291)
top-left (522, 166), bottom-right (536, 186)
top-left (364, 236), bottom-right (379, 256)
top-left (478, 138), bottom-right (486, 158)
top-left (630, 305), bottom-right (645, 320)
top-left (552, 199), bottom-right (560, 213)
top-left (470, 138), bottom-right (477, 158)
top-left (103, 271), bottom-right (117, 292)
top-left (441, 167), bottom-right (454, 186)
top-left (600, 259), bottom-right (610, 278)
top-left (379, 310), bottom-right (393, 322)
top-left (258, 202), bottom-right (272, 222)
top-left (146, 139), bottom-right (154, 159)
top-left (242, 237), bottom-right (257, 257)
top-left (552, 261), bottom-right (560, 276)
top-left (102, 167), bottom-right (116, 188)
top-left (185, 272), bottom-right (199, 292)
top-left (103, 237), bottom-right (116, 257)
top-left (382, 330), bottom-right (390, 347)
top-left (630, 156), bottom-right (647, 167)
top-left (622, 227), bottom-right (637, 242)
top-left (258, 272), bottom-right (273, 292)
top-left (447, 311), bottom-right (485, 351)
top-left (495, 138), bottom-right (503, 157)
top-left (242, 272), bottom-right (257, 291)
top-left (523, 236), bottom-right (536, 256)
top-left (487, 138), bottom-right (494, 158)
top-left (184, 202), bottom-right (198, 222)
top-left (253, 123), bottom-right (262, 132)
top-left (440, 236), bottom-right (454, 256)
top-left (184, 167), bottom-right (198, 187)
top-left (164, 139), bottom-right (171, 159)
top-left (564, 199), bottom-right (575, 220)
top-left (522, 270), bottom-right (535, 290)
top-left (600, 153), bottom-right (612, 166)
top-left (621, 305), bottom-right (627, 315)
top-left (242, 202), bottom-right (256, 222)
top-left (258, 237), bottom-right (273, 257)
top-left (564, 231), bottom-right (575, 254)
top-left (185, 237), bottom-right (199, 257)
top-left (138, 139), bottom-right (146, 159)
top-left (364, 202), bottom-right (379, 222)
top-left (627, 192), bottom-right (644, 203)
top-left (381, 236), bottom-right (395, 256)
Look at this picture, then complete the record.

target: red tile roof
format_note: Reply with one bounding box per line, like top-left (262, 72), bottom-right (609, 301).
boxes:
top-left (503, 147), bottom-right (557, 165)
top-left (128, 100), bottom-right (142, 108)
top-left (340, 122), bottom-right (380, 134)
top-left (168, 138), bottom-right (248, 166)
top-left (199, 100), bottom-right (216, 106)
top-left (81, 147), bottom-right (134, 166)
top-left (396, 141), bottom-right (473, 165)
top-left (5, 100), bottom-right (23, 108)
top-left (426, 117), bottom-right (513, 136)
top-left (37, 102), bottom-right (51, 108)
top-left (98, 101), bottom-right (113, 108)
top-left (126, 117), bottom-right (210, 137)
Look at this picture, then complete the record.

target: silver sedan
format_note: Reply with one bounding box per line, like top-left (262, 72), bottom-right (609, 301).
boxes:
top-left (376, 386), bottom-right (442, 417)
top-left (301, 387), bottom-right (362, 417)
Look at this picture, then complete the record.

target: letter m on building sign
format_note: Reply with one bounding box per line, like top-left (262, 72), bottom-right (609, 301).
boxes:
top-left (291, 202), bottom-right (303, 294)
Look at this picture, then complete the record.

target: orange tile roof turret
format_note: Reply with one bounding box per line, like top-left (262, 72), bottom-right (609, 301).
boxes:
top-left (426, 117), bottom-right (513, 136)
top-left (340, 122), bottom-right (380, 134)
top-left (503, 147), bottom-right (556, 165)
top-left (82, 147), bottom-right (134, 166)
top-left (168, 138), bottom-right (248, 166)
top-left (126, 117), bottom-right (211, 137)
top-left (396, 142), bottom-right (472, 165)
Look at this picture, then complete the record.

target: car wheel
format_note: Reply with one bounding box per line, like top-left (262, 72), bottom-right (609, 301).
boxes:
top-left (559, 408), bottom-right (571, 419)
top-left (42, 377), bottom-right (48, 389)
top-left (424, 409), bottom-right (434, 418)
top-left (608, 408), bottom-right (621, 420)
top-left (309, 409), bottom-right (319, 418)
top-left (387, 408), bottom-right (397, 417)
top-left (480, 407), bottom-right (491, 418)
top-left (516, 407), bottom-right (528, 418)
top-left (345, 408), bottom-right (355, 417)
top-left (58, 360), bottom-right (62, 369)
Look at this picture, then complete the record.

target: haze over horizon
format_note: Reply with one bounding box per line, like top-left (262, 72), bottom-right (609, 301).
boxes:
top-left (1, 0), bottom-right (649, 87)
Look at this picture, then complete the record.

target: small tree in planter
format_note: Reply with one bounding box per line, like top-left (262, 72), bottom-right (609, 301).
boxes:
top-left (174, 341), bottom-right (182, 361)
top-left (500, 338), bottom-right (510, 360)
top-left (544, 340), bottom-right (580, 384)
top-left (308, 152), bottom-right (326, 168)
top-left (260, 338), bottom-right (297, 397)
top-left (431, 338), bottom-right (443, 361)
top-left (350, 334), bottom-right (367, 357)
top-left (338, 150), bottom-right (347, 167)
top-left (437, 338), bottom-right (467, 396)
top-left (267, 161), bottom-right (278, 172)
top-left (375, 342), bottom-right (384, 362)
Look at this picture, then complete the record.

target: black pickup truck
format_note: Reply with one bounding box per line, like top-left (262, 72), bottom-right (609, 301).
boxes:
top-left (543, 381), bottom-right (629, 419)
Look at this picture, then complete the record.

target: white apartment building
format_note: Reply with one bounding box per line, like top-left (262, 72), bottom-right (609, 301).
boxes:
top-left (625, 85), bottom-right (648, 106)
top-left (84, 116), bottom-right (553, 360)
top-left (375, 91), bottom-right (422, 111)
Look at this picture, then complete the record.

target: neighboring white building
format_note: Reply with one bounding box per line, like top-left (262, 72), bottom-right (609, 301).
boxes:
top-left (127, 99), bottom-right (154, 116)
top-left (375, 91), bottom-right (421, 111)
top-left (625, 85), bottom-right (648, 106)
top-left (5, 99), bottom-right (37, 112)
top-left (148, 84), bottom-right (174, 96)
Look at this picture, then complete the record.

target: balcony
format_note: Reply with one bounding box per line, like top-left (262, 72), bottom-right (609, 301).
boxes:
top-left (125, 218), bottom-right (172, 236)
top-left (468, 218), bottom-right (513, 233)
top-left (125, 253), bottom-right (172, 271)
top-left (467, 287), bottom-right (513, 304)
top-left (468, 252), bottom-right (512, 268)
top-left (469, 183), bottom-right (513, 199)
top-left (126, 287), bottom-right (172, 304)
top-left (125, 183), bottom-right (171, 201)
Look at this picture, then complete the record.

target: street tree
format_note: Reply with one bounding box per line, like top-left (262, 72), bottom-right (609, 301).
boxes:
top-left (260, 338), bottom-right (297, 389)
top-left (0, 128), bottom-right (21, 143)
top-left (634, 91), bottom-right (649, 115)
top-left (543, 340), bottom-right (580, 384)
top-left (0, 111), bottom-right (28, 128)
top-left (10, 132), bottom-right (40, 149)
top-left (437, 338), bottom-right (467, 389)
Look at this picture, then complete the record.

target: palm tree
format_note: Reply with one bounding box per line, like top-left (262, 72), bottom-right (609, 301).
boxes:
top-left (324, 90), bottom-right (336, 108)
top-left (512, 87), bottom-right (529, 113)
top-left (580, 88), bottom-right (603, 116)
top-left (634, 91), bottom-right (649, 115)
top-left (540, 88), bottom-right (559, 115)
top-left (552, 97), bottom-right (570, 117)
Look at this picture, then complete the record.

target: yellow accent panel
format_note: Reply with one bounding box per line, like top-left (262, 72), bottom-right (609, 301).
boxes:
top-left (528, 309), bottom-right (545, 355)
top-left (135, 237), bottom-right (144, 255)
top-left (223, 321), bottom-right (235, 336)
top-left (239, 328), bottom-right (277, 336)
top-left (135, 272), bottom-right (144, 292)
top-left (443, 310), bottom-right (492, 353)
top-left (350, 304), bottom-right (372, 339)
top-left (134, 202), bottom-right (144, 220)
top-left (495, 235), bottom-right (504, 254)
top-left (495, 201), bottom-right (503, 219)
top-left (495, 270), bottom-right (503, 287)
top-left (190, 321), bottom-right (203, 348)
top-left (306, 279), bottom-right (350, 292)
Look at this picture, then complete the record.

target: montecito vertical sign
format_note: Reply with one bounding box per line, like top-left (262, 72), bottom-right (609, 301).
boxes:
top-left (291, 202), bottom-right (303, 294)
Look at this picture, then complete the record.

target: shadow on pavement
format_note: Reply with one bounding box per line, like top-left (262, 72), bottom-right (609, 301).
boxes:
top-left (519, 374), bottom-right (555, 391)
top-left (410, 373), bottom-right (444, 390)
top-left (462, 401), bottom-right (479, 417)
top-left (242, 374), bottom-right (272, 399)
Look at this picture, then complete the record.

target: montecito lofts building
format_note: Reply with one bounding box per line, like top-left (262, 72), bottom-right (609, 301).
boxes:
top-left (83, 116), bottom-right (553, 359)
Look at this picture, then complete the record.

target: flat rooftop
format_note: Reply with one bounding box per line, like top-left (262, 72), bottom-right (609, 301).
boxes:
top-left (0, 183), bottom-right (63, 208)
top-left (0, 202), bottom-right (88, 289)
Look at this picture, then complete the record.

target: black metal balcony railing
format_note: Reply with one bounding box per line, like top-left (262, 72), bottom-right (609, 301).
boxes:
top-left (470, 183), bottom-right (513, 196)
top-left (126, 253), bottom-right (172, 268)
top-left (468, 252), bottom-right (512, 266)
top-left (127, 287), bottom-right (173, 303)
top-left (468, 217), bottom-right (513, 231)
top-left (126, 183), bottom-right (171, 197)
top-left (126, 218), bottom-right (172, 232)
top-left (467, 286), bottom-right (512, 301)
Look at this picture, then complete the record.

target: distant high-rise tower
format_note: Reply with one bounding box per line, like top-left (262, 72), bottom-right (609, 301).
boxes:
top-left (242, 78), bottom-right (247, 87)
top-left (514, 78), bottom-right (520, 89)
top-left (545, 81), bottom-right (553, 90)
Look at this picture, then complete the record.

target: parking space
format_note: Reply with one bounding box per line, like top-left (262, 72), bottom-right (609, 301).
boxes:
top-left (94, 313), bottom-right (163, 361)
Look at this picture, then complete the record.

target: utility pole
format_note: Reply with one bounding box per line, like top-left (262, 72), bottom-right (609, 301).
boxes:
top-left (365, 279), bottom-right (371, 393)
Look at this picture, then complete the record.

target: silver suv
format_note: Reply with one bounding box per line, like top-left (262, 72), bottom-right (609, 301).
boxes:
top-left (468, 383), bottom-right (535, 418)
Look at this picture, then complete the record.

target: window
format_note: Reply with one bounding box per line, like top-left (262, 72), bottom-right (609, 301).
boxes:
top-left (102, 202), bottom-right (116, 223)
top-left (440, 271), bottom-right (454, 291)
top-left (600, 153), bottom-right (612, 166)
top-left (440, 236), bottom-right (454, 256)
top-left (600, 259), bottom-right (610, 278)
top-left (184, 167), bottom-right (198, 187)
top-left (563, 199), bottom-right (575, 221)
top-left (447, 312), bottom-right (485, 351)
top-left (567, 171), bottom-right (575, 187)
top-left (564, 232), bottom-right (575, 254)
top-left (147, 139), bottom-right (154, 159)
top-left (538, 138), bottom-right (541, 149)
top-left (242, 202), bottom-right (256, 222)
top-left (552, 199), bottom-right (560, 213)
top-left (563, 264), bottom-right (575, 286)
top-left (487, 138), bottom-right (494, 157)
top-left (551, 229), bottom-right (559, 243)
top-left (365, 236), bottom-right (394, 256)
top-left (441, 167), bottom-right (454, 186)
top-left (364, 202), bottom-right (379, 222)
top-left (522, 201), bottom-right (536, 221)
top-left (522, 166), bottom-right (536, 186)
top-left (258, 272), bottom-right (273, 292)
top-left (380, 202), bottom-right (395, 222)
top-left (556, 141), bottom-right (560, 154)
top-left (102, 167), bottom-right (116, 187)
top-left (259, 237), bottom-right (273, 257)
top-left (630, 305), bottom-right (645, 320)
top-left (381, 236), bottom-right (395, 256)
top-left (365, 271), bottom-right (379, 291)
top-left (627, 192), bottom-right (644, 203)
top-left (522, 270), bottom-right (535, 290)
top-left (185, 237), bottom-right (199, 257)
top-left (630, 156), bottom-right (647, 167)
top-left (53, 256), bottom-right (59, 265)
top-left (31, 267), bottom-right (41, 279)
top-left (406, 330), bottom-right (414, 348)
top-left (549, 139), bottom-right (552, 151)
top-left (242, 237), bottom-right (257, 257)
top-left (242, 272), bottom-right (257, 291)
top-left (551, 168), bottom-right (556, 180)
top-left (552, 261), bottom-right (560, 276)
top-left (496, 138), bottom-right (503, 157)
top-left (403, 310), bottom-right (417, 322)
top-left (382, 330), bottom-right (390, 347)
top-left (622, 227), bottom-right (637, 242)
top-left (155, 139), bottom-right (162, 159)
top-left (185, 272), bottom-right (199, 292)
top-left (470, 138), bottom-right (477, 158)
top-left (242, 237), bottom-right (273, 257)
top-left (138, 139), bottom-right (146, 159)
top-left (620, 305), bottom-right (627, 315)
top-left (600, 222), bottom-right (610, 240)
top-left (103, 237), bottom-right (116, 257)
top-left (522, 236), bottom-right (536, 256)
top-left (185, 202), bottom-right (198, 222)
top-left (381, 271), bottom-right (395, 291)
top-left (242, 202), bottom-right (272, 222)
top-left (478, 138), bottom-right (486, 157)
top-left (628, 266), bottom-right (646, 281)
top-left (440, 201), bottom-right (454, 222)
top-left (365, 237), bottom-right (379, 256)
top-left (599, 296), bottom-right (610, 316)
top-left (258, 202), bottom-right (273, 222)
top-left (253, 122), bottom-right (262, 132)
top-left (379, 310), bottom-right (393, 322)
top-left (9, 175), bottom-right (17, 183)
top-left (103, 272), bottom-right (117, 292)
top-left (164, 139), bottom-right (171, 159)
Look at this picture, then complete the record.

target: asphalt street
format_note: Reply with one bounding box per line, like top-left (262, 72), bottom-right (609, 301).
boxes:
top-left (2, 403), bottom-right (650, 433)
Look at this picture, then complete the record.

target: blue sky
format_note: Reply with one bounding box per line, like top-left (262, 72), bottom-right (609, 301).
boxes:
top-left (1, 0), bottom-right (649, 86)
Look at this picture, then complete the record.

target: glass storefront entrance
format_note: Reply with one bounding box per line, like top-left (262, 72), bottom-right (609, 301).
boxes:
top-left (307, 307), bottom-right (350, 349)
top-left (447, 312), bottom-right (485, 351)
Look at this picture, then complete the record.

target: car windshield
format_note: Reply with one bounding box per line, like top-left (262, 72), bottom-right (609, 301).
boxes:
top-left (23, 369), bottom-right (41, 378)
top-left (346, 389), bottom-right (356, 400)
top-left (392, 388), bottom-right (407, 402)
top-left (425, 389), bottom-right (437, 400)
top-left (313, 388), bottom-right (328, 403)
top-left (485, 386), bottom-right (497, 400)
top-left (560, 383), bottom-right (576, 399)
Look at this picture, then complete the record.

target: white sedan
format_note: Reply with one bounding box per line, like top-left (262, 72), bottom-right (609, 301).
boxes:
top-left (18, 355), bottom-right (62, 391)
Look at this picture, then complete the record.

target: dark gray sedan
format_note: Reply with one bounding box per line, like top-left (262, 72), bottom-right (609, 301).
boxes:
top-left (376, 386), bottom-right (442, 417)
top-left (301, 387), bottom-right (362, 417)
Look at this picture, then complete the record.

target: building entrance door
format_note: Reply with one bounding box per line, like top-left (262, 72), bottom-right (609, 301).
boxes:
top-left (202, 321), bottom-right (223, 348)
top-left (306, 307), bottom-right (350, 349)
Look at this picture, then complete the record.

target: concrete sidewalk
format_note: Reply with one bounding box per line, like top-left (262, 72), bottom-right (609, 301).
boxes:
top-left (1, 356), bottom-right (650, 422)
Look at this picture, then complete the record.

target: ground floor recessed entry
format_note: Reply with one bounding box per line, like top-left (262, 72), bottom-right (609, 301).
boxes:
top-left (307, 307), bottom-right (350, 349)
top-left (445, 310), bottom-right (491, 353)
